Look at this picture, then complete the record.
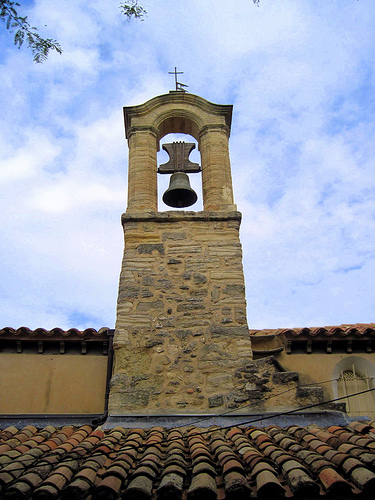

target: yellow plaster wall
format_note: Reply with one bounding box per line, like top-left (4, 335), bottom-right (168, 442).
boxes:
top-left (277, 351), bottom-right (375, 399)
top-left (0, 354), bottom-right (107, 414)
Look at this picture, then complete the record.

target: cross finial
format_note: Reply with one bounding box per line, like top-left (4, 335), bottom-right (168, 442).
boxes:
top-left (168, 67), bottom-right (189, 92)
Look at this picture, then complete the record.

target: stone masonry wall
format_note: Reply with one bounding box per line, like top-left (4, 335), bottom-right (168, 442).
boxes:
top-left (109, 211), bottom-right (253, 414)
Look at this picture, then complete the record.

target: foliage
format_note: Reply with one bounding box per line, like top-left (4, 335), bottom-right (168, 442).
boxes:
top-left (0, 0), bottom-right (62, 62)
top-left (1, 0), bottom-right (261, 62)
top-left (119, 1), bottom-right (147, 21)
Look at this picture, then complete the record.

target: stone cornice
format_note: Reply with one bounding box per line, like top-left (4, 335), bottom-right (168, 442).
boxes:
top-left (123, 92), bottom-right (233, 138)
top-left (122, 210), bottom-right (242, 225)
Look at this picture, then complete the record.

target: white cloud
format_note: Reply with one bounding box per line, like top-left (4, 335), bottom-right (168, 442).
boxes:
top-left (1, 0), bottom-right (375, 330)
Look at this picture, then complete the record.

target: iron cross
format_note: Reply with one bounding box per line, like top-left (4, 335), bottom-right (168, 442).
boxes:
top-left (168, 67), bottom-right (188, 92)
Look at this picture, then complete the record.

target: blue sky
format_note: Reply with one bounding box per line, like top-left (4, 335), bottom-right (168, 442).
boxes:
top-left (1, 0), bottom-right (375, 330)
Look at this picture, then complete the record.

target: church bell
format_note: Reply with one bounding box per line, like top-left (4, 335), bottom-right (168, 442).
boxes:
top-left (162, 171), bottom-right (198, 208)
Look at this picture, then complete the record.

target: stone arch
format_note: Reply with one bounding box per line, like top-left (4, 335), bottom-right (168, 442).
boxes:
top-left (332, 356), bottom-right (375, 419)
top-left (156, 112), bottom-right (201, 143)
top-left (123, 93), bottom-right (236, 212)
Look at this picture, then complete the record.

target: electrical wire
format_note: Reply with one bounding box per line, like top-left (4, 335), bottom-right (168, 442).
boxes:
top-left (1, 386), bottom-right (374, 473)
top-left (167, 377), bottom-right (341, 430)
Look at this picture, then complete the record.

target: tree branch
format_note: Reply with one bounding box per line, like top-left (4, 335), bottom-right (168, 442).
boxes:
top-left (0, 0), bottom-right (62, 62)
top-left (119, 1), bottom-right (147, 21)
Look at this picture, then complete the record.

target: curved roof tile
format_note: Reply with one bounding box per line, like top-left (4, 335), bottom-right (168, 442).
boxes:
top-left (0, 327), bottom-right (110, 339)
top-left (2, 422), bottom-right (375, 499)
top-left (250, 323), bottom-right (375, 338)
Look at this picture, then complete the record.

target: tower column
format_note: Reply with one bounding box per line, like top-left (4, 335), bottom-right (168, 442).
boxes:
top-left (109, 93), bottom-right (252, 416)
top-left (199, 124), bottom-right (235, 211)
top-left (127, 127), bottom-right (158, 212)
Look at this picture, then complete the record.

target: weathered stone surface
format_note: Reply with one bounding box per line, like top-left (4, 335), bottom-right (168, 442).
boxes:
top-left (272, 371), bottom-right (299, 384)
top-left (162, 232), bottom-right (187, 241)
top-left (297, 386), bottom-right (324, 402)
top-left (137, 243), bottom-right (164, 254)
top-left (176, 301), bottom-right (205, 312)
top-left (110, 212), bottom-right (251, 414)
top-left (118, 287), bottom-right (140, 299)
top-left (207, 374), bottom-right (232, 389)
top-left (208, 395), bottom-right (224, 407)
top-left (193, 273), bottom-right (207, 284)
top-left (167, 258), bottom-right (182, 264)
top-left (136, 300), bottom-right (164, 312)
top-left (110, 390), bottom-right (150, 408)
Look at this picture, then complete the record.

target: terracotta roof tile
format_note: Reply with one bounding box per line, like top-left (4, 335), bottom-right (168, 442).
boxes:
top-left (255, 469), bottom-right (285, 497)
top-left (319, 468), bottom-right (352, 494)
top-left (341, 456), bottom-right (364, 475)
top-left (157, 471), bottom-right (184, 499)
top-left (224, 471), bottom-right (251, 499)
top-left (0, 421), bottom-right (375, 498)
top-left (286, 468), bottom-right (320, 495)
top-left (188, 472), bottom-right (217, 500)
top-left (350, 467), bottom-right (375, 492)
top-left (61, 477), bottom-right (92, 500)
top-left (0, 327), bottom-right (109, 339)
top-left (250, 322), bottom-right (375, 338)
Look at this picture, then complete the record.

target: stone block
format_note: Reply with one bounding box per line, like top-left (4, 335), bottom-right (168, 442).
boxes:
top-left (193, 273), bottom-right (207, 284)
top-left (208, 395), bottom-right (224, 408)
top-left (136, 300), bottom-right (164, 312)
top-left (130, 374), bottom-right (164, 391)
top-left (137, 243), bottom-right (165, 254)
top-left (145, 337), bottom-right (164, 347)
top-left (111, 390), bottom-right (150, 408)
top-left (118, 287), bottom-right (140, 299)
top-left (224, 284), bottom-right (246, 296)
top-left (177, 302), bottom-right (205, 312)
top-left (207, 374), bottom-right (232, 389)
top-left (168, 243), bottom-right (202, 254)
top-left (237, 348), bottom-right (253, 358)
top-left (167, 258), bottom-right (182, 264)
top-left (114, 350), bottom-right (151, 374)
top-left (210, 324), bottom-right (249, 338)
top-left (142, 276), bottom-right (154, 285)
top-left (297, 386), bottom-right (324, 403)
top-left (109, 372), bottom-right (130, 390)
top-left (155, 279), bottom-right (173, 290)
top-left (272, 372), bottom-right (299, 384)
top-left (200, 344), bottom-right (229, 360)
top-left (162, 232), bottom-right (187, 241)
top-left (210, 271), bottom-right (244, 280)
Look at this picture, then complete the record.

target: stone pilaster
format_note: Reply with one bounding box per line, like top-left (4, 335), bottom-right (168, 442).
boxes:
top-left (127, 127), bottom-right (158, 212)
top-left (199, 125), bottom-right (235, 211)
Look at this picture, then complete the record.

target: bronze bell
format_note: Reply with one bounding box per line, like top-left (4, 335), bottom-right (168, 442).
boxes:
top-left (162, 171), bottom-right (198, 208)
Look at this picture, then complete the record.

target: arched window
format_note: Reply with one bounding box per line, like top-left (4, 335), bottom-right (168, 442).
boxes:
top-left (333, 357), bottom-right (375, 419)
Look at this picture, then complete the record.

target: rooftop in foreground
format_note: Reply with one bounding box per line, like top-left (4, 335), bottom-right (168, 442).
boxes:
top-left (1, 421), bottom-right (375, 499)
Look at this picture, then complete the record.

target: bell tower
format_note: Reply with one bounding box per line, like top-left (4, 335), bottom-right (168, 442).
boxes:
top-left (109, 92), bottom-right (253, 415)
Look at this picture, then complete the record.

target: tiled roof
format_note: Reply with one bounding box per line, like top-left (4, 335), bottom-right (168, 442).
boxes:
top-left (0, 327), bottom-right (110, 340)
top-left (1, 421), bottom-right (375, 499)
top-left (250, 323), bottom-right (375, 338)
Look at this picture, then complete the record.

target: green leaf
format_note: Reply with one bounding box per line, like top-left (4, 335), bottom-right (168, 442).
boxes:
top-left (1, 0), bottom-right (62, 62)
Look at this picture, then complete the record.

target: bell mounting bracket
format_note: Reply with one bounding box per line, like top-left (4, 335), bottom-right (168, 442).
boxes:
top-left (158, 142), bottom-right (201, 174)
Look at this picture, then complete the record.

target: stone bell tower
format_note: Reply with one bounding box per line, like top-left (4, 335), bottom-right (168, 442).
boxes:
top-left (109, 92), bottom-right (253, 415)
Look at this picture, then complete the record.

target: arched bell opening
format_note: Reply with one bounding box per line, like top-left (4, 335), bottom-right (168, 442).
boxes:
top-left (124, 93), bottom-right (235, 213)
top-left (157, 133), bottom-right (203, 211)
top-left (157, 115), bottom-right (200, 143)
